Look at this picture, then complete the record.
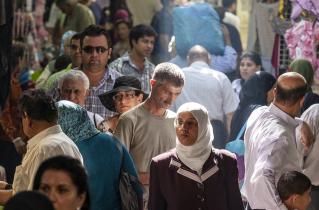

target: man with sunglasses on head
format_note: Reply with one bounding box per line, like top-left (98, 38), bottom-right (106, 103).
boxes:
top-left (109, 24), bottom-right (157, 94)
top-left (48, 25), bottom-right (123, 119)
top-left (45, 33), bottom-right (82, 90)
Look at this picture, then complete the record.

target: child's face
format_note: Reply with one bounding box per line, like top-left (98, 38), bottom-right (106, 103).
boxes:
top-left (294, 188), bottom-right (311, 210)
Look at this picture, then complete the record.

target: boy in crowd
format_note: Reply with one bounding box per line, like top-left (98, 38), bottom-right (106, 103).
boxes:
top-left (277, 171), bottom-right (312, 210)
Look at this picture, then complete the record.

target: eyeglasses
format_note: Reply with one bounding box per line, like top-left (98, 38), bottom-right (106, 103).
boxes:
top-left (175, 120), bottom-right (198, 129)
top-left (112, 93), bottom-right (136, 101)
top-left (82, 46), bottom-right (109, 54)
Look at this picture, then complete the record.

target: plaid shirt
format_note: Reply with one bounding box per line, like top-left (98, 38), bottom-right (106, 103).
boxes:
top-left (48, 66), bottom-right (123, 119)
top-left (109, 51), bottom-right (155, 94)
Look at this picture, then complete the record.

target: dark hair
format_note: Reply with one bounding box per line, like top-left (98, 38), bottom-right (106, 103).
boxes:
top-left (240, 51), bottom-right (262, 67)
top-left (116, 19), bottom-right (132, 30)
top-left (275, 81), bottom-right (307, 107)
top-left (214, 7), bottom-right (226, 21)
top-left (222, 0), bottom-right (236, 8)
top-left (80, 25), bottom-right (112, 48)
top-left (54, 54), bottom-right (72, 72)
top-left (161, 0), bottom-right (174, 7)
top-left (12, 44), bottom-right (24, 69)
top-left (277, 171), bottom-right (311, 201)
top-left (18, 89), bottom-right (58, 123)
top-left (129, 24), bottom-right (157, 49)
top-left (33, 155), bottom-right (91, 210)
top-left (70, 32), bottom-right (82, 45)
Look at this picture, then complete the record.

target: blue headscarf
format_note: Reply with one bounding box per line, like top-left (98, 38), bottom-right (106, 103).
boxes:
top-left (56, 100), bottom-right (100, 143)
top-left (60, 30), bottom-right (76, 55)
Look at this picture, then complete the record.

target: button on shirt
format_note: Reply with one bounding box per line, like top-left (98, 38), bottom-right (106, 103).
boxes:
top-left (109, 51), bottom-right (155, 94)
top-left (169, 46), bottom-right (237, 74)
top-left (170, 61), bottom-right (239, 122)
top-left (12, 125), bottom-right (83, 195)
top-left (241, 103), bottom-right (303, 210)
top-left (48, 66), bottom-right (123, 119)
top-left (296, 104), bottom-right (319, 186)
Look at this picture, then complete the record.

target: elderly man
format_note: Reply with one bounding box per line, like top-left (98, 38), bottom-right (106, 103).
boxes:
top-left (170, 45), bottom-right (238, 148)
top-left (49, 25), bottom-right (123, 119)
top-left (115, 62), bottom-right (185, 205)
top-left (0, 89), bottom-right (82, 205)
top-left (242, 72), bottom-right (314, 210)
top-left (44, 33), bottom-right (82, 90)
top-left (58, 70), bottom-right (104, 127)
top-left (296, 104), bottom-right (319, 210)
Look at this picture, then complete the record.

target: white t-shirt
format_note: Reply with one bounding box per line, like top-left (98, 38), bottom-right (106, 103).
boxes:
top-left (223, 12), bottom-right (240, 31)
top-left (87, 111), bottom-right (104, 128)
top-left (231, 78), bottom-right (242, 101)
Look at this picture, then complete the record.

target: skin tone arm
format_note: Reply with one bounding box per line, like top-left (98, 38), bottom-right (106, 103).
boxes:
top-left (226, 111), bottom-right (234, 142)
top-left (0, 190), bottom-right (13, 205)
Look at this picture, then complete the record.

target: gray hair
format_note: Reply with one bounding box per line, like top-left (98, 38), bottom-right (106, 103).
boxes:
top-left (58, 70), bottom-right (90, 94)
top-left (152, 62), bottom-right (185, 87)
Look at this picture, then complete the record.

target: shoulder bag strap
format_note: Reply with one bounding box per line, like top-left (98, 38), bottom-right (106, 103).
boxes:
top-left (107, 132), bottom-right (147, 195)
top-left (235, 105), bottom-right (261, 141)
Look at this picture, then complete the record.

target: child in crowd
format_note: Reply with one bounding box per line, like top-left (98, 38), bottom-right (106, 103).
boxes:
top-left (277, 171), bottom-right (312, 210)
top-left (53, 54), bottom-right (71, 74)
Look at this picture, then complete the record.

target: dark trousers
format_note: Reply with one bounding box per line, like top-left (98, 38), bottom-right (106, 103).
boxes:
top-left (0, 139), bottom-right (22, 184)
top-left (307, 185), bottom-right (319, 210)
top-left (210, 120), bottom-right (226, 149)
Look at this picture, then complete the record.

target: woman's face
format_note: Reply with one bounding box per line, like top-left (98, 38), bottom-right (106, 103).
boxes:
top-left (117, 23), bottom-right (130, 40)
top-left (176, 111), bottom-right (199, 146)
top-left (240, 57), bottom-right (261, 82)
top-left (39, 170), bottom-right (86, 210)
top-left (267, 84), bottom-right (276, 106)
top-left (113, 90), bottom-right (143, 114)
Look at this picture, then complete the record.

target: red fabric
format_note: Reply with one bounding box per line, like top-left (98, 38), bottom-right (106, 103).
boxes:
top-left (271, 34), bottom-right (280, 78)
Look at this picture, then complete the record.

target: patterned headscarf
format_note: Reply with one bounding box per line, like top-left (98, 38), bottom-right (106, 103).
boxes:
top-left (60, 30), bottom-right (76, 55)
top-left (56, 100), bottom-right (100, 143)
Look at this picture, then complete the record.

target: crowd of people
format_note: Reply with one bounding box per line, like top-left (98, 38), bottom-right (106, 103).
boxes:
top-left (0, 0), bottom-right (319, 210)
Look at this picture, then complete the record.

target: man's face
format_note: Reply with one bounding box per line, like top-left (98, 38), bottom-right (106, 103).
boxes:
top-left (58, 79), bottom-right (89, 107)
top-left (70, 39), bottom-right (81, 67)
top-left (132, 36), bottom-right (155, 57)
top-left (152, 81), bottom-right (183, 109)
top-left (294, 188), bottom-right (311, 210)
top-left (81, 35), bottom-right (111, 73)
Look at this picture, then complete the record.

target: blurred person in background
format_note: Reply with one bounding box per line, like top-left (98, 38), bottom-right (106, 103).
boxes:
top-left (111, 19), bottom-right (132, 60)
top-left (126, 0), bottom-right (161, 26)
top-left (53, 54), bottom-right (72, 74)
top-left (79, 0), bottom-right (107, 27)
top-left (0, 44), bottom-right (26, 184)
top-left (222, 0), bottom-right (240, 31)
top-left (111, 9), bottom-right (130, 44)
top-left (33, 155), bottom-right (90, 210)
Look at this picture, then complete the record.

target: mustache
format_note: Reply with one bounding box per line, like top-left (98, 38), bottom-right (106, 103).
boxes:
top-left (163, 101), bottom-right (171, 105)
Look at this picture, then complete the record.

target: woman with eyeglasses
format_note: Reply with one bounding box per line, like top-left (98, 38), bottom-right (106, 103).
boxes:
top-left (112, 19), bottom-right (132, 60)
top-left (148, 102), bottom-right (244, 210)
top-left (98, 76), bottom-right (147, 133)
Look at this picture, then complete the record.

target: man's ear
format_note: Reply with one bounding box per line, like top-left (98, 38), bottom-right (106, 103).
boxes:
top-left (273, 88), bottom-right (277, 99)
top-left (137, 93), bottom-right (143, 102)
top-left (108, 48), bottom-right (112, 59)
top-left (299, 95), bottom-right (306, 107)
top-left (24, 112), bottom-right (33, 128)
top-left (85, 89), bottom-right (90, 97)
top-left (291, 194), bottom-right (300, 204)
top-left (150, 79), bottom-right (156, 87)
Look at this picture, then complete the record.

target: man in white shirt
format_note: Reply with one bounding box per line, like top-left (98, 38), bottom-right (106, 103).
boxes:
top-left (242, 72), bottom-right (314, 210)
top-left (296, 104), bottom-right (319, 210)
top-left (222, 0), bottom-right (240, 31)
top-left (0, 89), bottom-right (83, 205)
top-left (170, 45), bottom-right (239, 149)
top-left (58, 70), bottom-right (104, 127)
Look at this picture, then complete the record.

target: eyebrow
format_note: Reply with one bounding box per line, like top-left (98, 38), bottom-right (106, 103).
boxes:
top-left (177, 118), bottom-right (197, 120)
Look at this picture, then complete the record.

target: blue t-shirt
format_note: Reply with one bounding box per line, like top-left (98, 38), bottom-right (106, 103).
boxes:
top-left (76, 133), bottom-right (143, 210)
top-left (89, 2), bottom-right (106, 26)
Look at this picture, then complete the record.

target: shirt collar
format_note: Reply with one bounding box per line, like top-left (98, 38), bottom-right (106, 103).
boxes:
top-left (189, 61), bottom-right (210, 69)
top-left (27, 125), bottom-right (63, 150)
top-left (269, 103), bottom-right (300, 131)
top-left (123, 51), bottom-right (151, 68)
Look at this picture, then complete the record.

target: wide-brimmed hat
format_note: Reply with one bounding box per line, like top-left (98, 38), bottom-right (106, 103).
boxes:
top-left (98, 76), bottom-right (148, 112)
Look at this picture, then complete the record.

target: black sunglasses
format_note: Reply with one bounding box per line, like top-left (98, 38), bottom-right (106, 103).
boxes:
top-left (81, 46), bottom-right (110, 54)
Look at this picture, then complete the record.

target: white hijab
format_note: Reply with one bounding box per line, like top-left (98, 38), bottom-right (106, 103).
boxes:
top-left (175, 102), bottom-right (214, 176)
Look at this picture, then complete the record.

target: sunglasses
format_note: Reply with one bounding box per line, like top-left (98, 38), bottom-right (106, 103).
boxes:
top-left (81, 46), bottom-right (110, 54)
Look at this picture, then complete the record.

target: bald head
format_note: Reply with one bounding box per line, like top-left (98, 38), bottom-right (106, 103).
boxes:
top-left (275, 72), bottom-right (307, 107)
top-left (187, 45), bottom-right (211, 66)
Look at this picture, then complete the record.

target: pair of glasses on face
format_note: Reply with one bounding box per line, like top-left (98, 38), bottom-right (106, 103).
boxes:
top-left (82, 46), bottom-right (109, 54)
top-left (113, 93), bottom-right (136, 101)
top-left (175, 120), bottom-right (198, 129)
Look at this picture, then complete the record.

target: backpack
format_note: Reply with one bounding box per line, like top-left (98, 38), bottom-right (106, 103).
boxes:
top-left (225, 105), bottom-right (260, 199)
top-left (107, 132), bottom-right (147, 210)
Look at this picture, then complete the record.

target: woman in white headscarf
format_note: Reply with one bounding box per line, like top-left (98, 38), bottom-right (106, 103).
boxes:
top-left (148, 102), bottom-right (244, 210)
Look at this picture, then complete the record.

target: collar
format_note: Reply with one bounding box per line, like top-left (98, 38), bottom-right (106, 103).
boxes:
top-left (189, 61), bottom-right (210, 69)
top-left (123, 51), bottom-right (151, 68)
top-left (27, 125), bottom-right (63, 150)
top-left (268, 103), bottom-right (300, 132)
top-left (168, 148), bottom-right (219, 184)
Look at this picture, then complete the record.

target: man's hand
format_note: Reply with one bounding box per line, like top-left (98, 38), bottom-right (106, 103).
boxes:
top-left (0, 181), bottom-right (7, 190)
top-left (13, 139), bottom-right (27, 154)
top-left (221, 24), bottom-right (232, 47)
top-left (299, 121), bottom-right (315, 153)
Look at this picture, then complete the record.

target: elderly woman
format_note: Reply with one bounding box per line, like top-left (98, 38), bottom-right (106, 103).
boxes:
top-left (98, 76), bottom-right (146, 133)
top-left (148, 102), bottom-right (244, 210)
top-left (58, 70), bottom-right (104, 128)
top-left (56, 100), bottom-right (144, 210)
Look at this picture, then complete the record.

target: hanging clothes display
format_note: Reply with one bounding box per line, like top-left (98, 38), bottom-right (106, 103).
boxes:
top-left (290, 0), bottom-right (319, 23)
top-left (284, 20), bottom-right (319, 81)
top-left (247, 1), bottom-right (280, 76)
